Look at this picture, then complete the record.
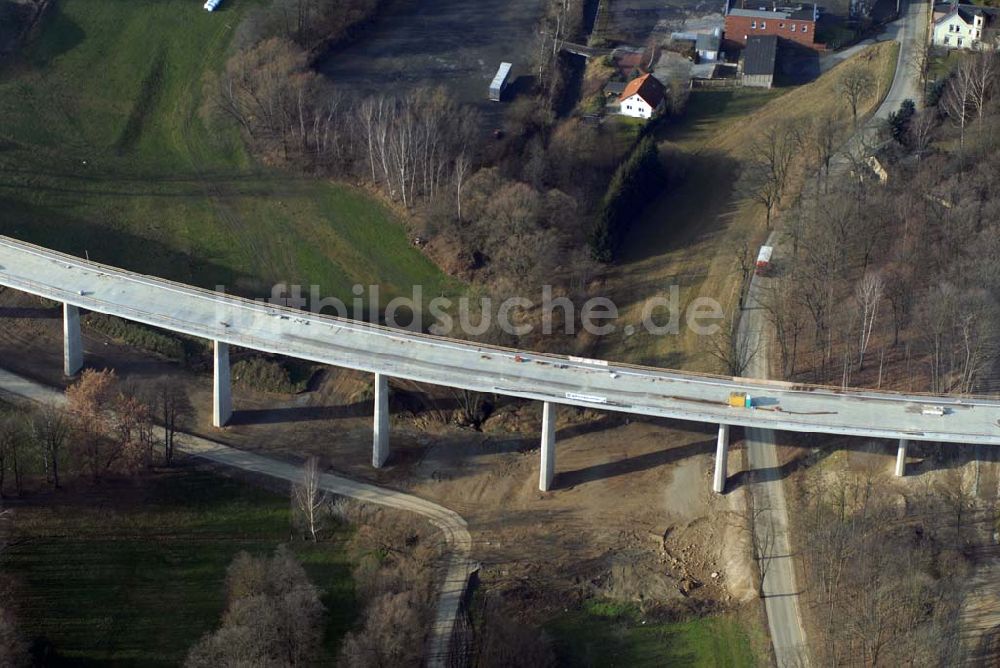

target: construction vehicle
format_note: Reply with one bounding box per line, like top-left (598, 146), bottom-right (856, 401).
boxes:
top-left (728, 392), bottom-right (753, 409)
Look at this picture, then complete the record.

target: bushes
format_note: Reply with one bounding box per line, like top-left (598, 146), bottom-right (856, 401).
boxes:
top-left (888, 98), bottom-right (916, 144)
top-left (85, 313), bottom-right (190, 362)
top-left (185, 547), bottom-right (325, 668)
top-left (232, 357), bottom-right (312, 394)
top-left (588, 136), bottom-right (664, 262)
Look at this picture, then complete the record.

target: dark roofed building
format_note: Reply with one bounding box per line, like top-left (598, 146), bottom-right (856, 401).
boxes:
top-left (741, 34), bottom-right (777, 88)
top-left (932, 1), bottom-right (1000, 49)
top-left (603, 81), bottom-right (627, 97)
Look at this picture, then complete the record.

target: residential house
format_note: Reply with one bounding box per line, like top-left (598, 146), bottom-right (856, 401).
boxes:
top-left (931, 2), bottom-right (999, 50)
top-left (725, 0), bottom-right (821, 48)
top-left (618, 73), bottom-right (666, 119)
top-left (741, 34), bottom-right (778, 88)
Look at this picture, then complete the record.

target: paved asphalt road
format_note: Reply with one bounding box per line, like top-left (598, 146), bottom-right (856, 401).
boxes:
top-left (741, 286), bottom-right (811, 667)
top-left (0, 368), bottom-right (475, 668)
top-left (740, 2), bottom-right (928, 664)
top-left (1, 231), bottom-right (997, 445)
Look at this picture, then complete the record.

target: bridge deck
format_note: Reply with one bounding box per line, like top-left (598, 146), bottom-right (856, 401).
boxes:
top-left (1, 236), bottom-right (998, 444)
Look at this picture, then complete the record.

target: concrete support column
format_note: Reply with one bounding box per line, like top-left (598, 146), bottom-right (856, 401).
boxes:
top-left (539, 402), bottom-right (556, 492)
top-left (373, 372), bottom-right (389, 468)
top-left (63, 303), bottom-right (83, 377)
top-left (713, 424), bottom-right (730, 494)
top-left (895, 438), bottom-right (909, 477)
top-left (213, 341), bottom-right (232, 428)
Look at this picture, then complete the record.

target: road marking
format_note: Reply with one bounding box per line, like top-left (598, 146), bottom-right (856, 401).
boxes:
top-left (565, 392), bottom-right (608, 404)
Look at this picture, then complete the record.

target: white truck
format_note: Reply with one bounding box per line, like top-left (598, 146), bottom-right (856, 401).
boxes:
top-left (755, 245), bottom-right (773, 276)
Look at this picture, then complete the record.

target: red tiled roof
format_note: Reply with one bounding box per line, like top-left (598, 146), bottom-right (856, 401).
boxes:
top-left (618, 73), bottom-right (665, 108)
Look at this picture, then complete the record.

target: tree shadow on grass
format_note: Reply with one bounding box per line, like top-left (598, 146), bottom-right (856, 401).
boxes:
top-left (25, 3), bottom-right (85, 70)
top-left (0, 197), bottom-right (261, 291)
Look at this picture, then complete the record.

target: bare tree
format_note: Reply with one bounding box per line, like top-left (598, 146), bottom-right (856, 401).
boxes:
top-left (150, 380), bottom-right (193, 465)
top-left (908, 109), bottom-right (937, 156)
top-left (738, 477), bottom-right (776, 599)
top-left (0, 414), bottom-right (20, 497)
top-left (855, 272), bottom-right (884, 371)
top-left (761, 281), bottom-right (807, 378)
top-left (740, 124), bottom-right (795, 228)
top-left (66, 369), bottom-right (155, 478)
top-left (941, 59), bottom-right (976, 152)
top-left (708, 310), bottom-right (760, 377)
top-left (454, 151), bottom-right (470, 222)
top-left (812, 112), bottom-right (841, 191)
top-left (29, 404), bottom-right (69, 489)
top-left (839, 62), bottom-right (876, 128)
top-left (968, 51), bottom-right (998, 120)
top-left (292, 456), bottom-right (328, 541)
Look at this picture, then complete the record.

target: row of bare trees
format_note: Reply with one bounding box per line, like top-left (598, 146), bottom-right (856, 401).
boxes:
top-left (797, 470), bottom-right (968, 666)
top-left (752, 50), bottom-right (1000, 393)
top-left (217, 38), bottom-right (479, 209)
top-left (357, 90), bottom-right (478, 208)
top-left (0, 370), bottom-right (192, 495)
top-left (939, 51), bottom-right (999, 152)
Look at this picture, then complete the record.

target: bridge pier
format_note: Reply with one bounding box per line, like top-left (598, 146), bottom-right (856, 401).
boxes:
top-left (895, 438), bottom-right (909, 477)
top-left (63, 303), bottom-right (82, 377)
top-left (713, 424), bottom-right (730, 493)
top-left (539, 402), bottom-right (556, 491)
top-left (213, 341), bottom-right (232, 428)
top-left (373, 373), bottom-right (390, 468)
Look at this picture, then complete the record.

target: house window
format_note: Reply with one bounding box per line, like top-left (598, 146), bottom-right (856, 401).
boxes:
top-left (802, 24), bottom-right (807, 33)
top-left (761, 21), bottom-right (767, 28)
top-left (779, 22), bottom-right (785, 28)
top-left (944, 35), bottom-right (950, 44)
top-left (751, 20), bottom-right (757, 28)
top-left (627, 105), bottom-right (633, 110)
top-left (959, 37), bottom-right (964, 46)
top-left (791, 24), bottom-right (797, 31)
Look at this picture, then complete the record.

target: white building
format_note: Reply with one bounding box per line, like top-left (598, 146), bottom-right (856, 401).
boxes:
top-left (932, 2), bottom-right (996, 50)
top-left (618, 73), bottom-right (666, 119)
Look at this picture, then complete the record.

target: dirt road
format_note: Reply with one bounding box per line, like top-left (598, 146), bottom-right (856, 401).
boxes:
top-left (0, 367), bottom-right (475, 668)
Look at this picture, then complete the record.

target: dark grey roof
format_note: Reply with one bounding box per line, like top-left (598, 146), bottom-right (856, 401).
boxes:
top-left (743, 35), bottom-right (777, 76)
top-left (696, 33), bottom-right (721, 51)
top-left (934, 1), bottom-right (1000, 24)
top-left (604, 81), bottom-right (626, 95)
top-left (727, 2), bottom-right (815, 20)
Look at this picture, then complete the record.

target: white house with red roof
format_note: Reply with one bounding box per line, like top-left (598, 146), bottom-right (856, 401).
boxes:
top-left (618, 73), bottom-right (666, 120)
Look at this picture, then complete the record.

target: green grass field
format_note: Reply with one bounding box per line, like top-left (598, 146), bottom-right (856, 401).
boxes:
top-left (548, 600), bottom-right (761, 667)
top-left (1, 468), bottom-right (357, 666)
top-left (0, 0), bottom-right (455, 304)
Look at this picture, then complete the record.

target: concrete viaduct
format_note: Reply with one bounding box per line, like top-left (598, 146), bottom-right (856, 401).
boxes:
top-left (2, 236), bottom-right (1000, 491)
